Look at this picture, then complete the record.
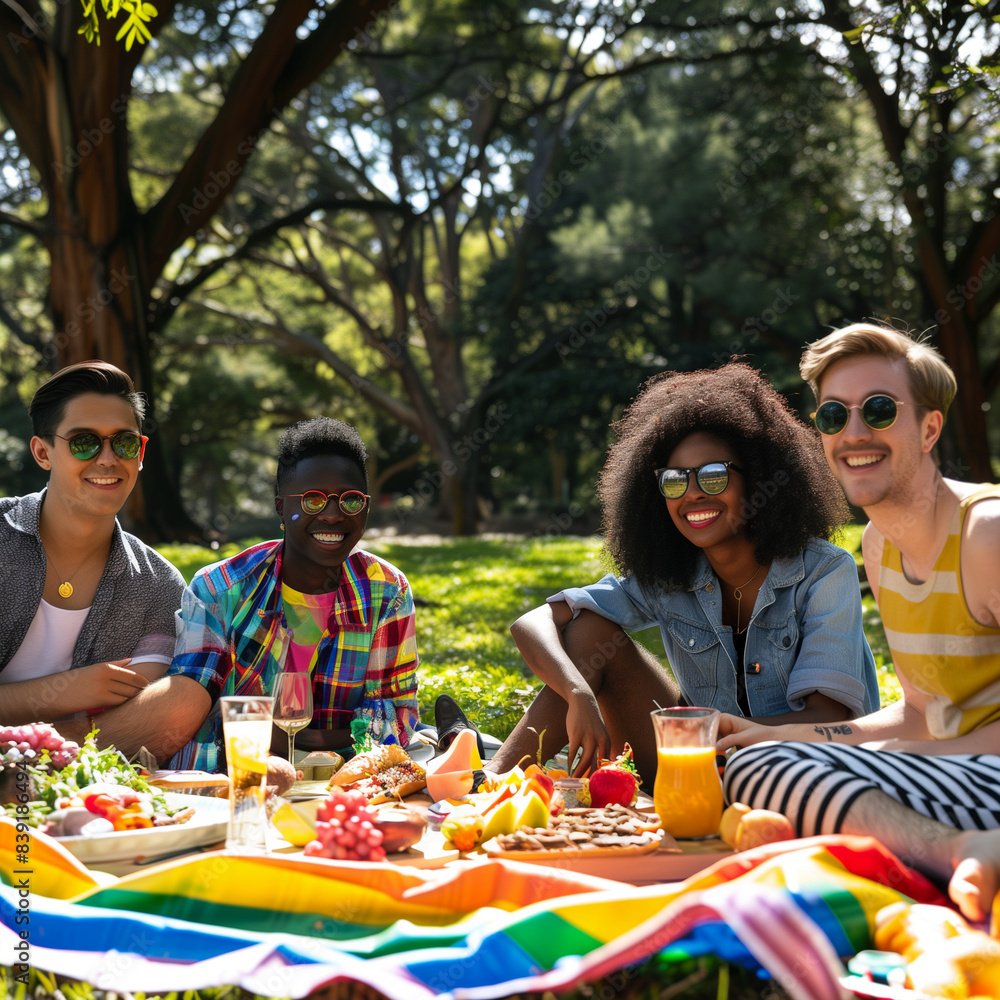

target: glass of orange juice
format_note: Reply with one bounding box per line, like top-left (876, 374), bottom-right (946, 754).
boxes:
top-left (650, 707), bottom-right (723, 839)
top-left (220, 695), bottom-right (274, 851)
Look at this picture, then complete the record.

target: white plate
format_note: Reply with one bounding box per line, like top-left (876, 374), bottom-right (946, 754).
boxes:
top-left (54, 792), bottom-right (228, 866)
top-left (407, 740), bottom-right (434, 764)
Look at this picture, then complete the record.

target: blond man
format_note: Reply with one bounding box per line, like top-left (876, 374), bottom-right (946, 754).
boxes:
top-left (720, 322), bottom-right (1000, 891)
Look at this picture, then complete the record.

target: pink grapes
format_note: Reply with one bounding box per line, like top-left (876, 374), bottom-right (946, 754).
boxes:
top-left (303, 788), bottom-right (387, 862)
top-left (0, 723), bottom-right (80, 770)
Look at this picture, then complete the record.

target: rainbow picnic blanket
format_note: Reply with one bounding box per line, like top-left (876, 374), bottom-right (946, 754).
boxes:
top-left (1, 819), bottom-right (946, 999)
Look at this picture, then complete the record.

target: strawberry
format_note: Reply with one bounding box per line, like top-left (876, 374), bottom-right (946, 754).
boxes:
top-left (587, 743), bottom-right (640, 808)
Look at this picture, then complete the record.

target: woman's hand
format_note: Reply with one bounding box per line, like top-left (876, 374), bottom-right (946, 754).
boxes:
top-left (716, 713), bottom-right (787, 752)
top-left (565, 694), bottom-right (611, 777)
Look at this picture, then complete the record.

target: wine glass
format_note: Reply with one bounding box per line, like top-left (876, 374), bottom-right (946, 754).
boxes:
top-left (271, 671), bottom-right (313, 777)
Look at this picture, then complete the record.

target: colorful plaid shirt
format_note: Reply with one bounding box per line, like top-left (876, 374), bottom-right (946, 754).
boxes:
top-left (167, 540), bottom-right (419, 772)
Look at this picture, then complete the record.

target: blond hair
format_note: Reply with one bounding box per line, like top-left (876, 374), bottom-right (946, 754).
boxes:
top-left (800, 322), bottom-right (957, 418)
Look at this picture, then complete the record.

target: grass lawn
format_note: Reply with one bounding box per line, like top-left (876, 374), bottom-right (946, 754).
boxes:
top-left (159, 527), bottom-right (901, 739)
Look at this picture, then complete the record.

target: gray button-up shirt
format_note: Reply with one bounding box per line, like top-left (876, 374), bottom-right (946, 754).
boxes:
top-left (0, 490), bottom-right (185, 676)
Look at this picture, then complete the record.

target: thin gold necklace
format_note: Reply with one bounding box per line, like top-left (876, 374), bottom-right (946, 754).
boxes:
top-left (729, 563), bottom-right (765, 635)
top-left (46, 550), bottom-right (90, 600)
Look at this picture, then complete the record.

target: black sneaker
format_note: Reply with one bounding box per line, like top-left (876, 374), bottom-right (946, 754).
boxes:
top-left (434, 694), bottom-right (486, 759)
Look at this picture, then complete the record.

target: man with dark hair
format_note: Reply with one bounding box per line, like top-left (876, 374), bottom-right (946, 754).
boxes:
top-left (59, 416), bottom-right (419, 770)
top-left (0, 360), bottom-right (184, 724)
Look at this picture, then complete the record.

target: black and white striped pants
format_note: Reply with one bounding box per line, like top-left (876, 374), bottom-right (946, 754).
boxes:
top-left (723, 742), bottom-right (1000, 837)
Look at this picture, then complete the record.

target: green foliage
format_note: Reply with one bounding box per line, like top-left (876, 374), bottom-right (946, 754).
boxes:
top-left (78, 0), bottom-right (158, 49)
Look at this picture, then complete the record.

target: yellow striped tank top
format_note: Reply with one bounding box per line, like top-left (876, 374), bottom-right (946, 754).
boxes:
top-left (879, 484), bottom-right (1000, 738)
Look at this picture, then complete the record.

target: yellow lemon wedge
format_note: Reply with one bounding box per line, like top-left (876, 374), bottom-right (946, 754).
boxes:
top-left (227, 736), bottom-right (268, 775)
top-left (272, 801), bottom-right (317, 847)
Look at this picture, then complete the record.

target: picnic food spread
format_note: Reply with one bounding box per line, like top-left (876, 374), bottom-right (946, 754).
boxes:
top-left (326, 743), bottom-right (427, 802)
top-left (6, 725), bottom-right (1000, 1000)
top-left (1, 723), bottom-right (194, 835)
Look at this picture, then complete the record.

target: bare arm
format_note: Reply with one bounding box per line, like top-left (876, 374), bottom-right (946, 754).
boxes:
top-left (751, 691), bottom-right (853, 727)
top-left (55, 674), bottom-right (212, 764)
top-left (0, 659), bottom-right (168, 725)
top-left (717, 696), bottom-right (930, 751)
top-left (961, 497), bottom-right (1000, 627)
top-left (861, 520), bottom-right (885, 604)
top-left (865, 717), bottom-right (1000, 754)
top-left (510, 600), bottom-right (611, 773)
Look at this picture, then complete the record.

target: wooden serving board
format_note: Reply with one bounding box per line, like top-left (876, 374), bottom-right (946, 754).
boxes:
top-left (148, 770), bottom-right (230, 791)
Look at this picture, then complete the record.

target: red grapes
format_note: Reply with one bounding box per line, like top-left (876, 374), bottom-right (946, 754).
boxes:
top-left (303, 788), bottom-right (387, 862)
top-left (0, 723), bottom-right (80, 770)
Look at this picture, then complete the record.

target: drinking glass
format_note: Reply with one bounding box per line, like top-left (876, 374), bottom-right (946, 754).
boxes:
top-left (650, 706), bottom-right (723, 839)
top-left (271, 671), bottom-right (313, 775)
top-left (220, 695), bottom-right (274, 851)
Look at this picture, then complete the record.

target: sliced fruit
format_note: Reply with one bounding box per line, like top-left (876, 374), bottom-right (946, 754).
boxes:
top-left (441, 804), bottom-right (485, 852)
top-left (426, 769), bottom-right (474, 802)
top-left (481, 797), bottom-right (519, 842)
top-left (273, 801), bottom-right (318, 847)
top-left (513, 789), bottom-right (550, 831)
top-left (428, 728), bottom-right (482, 775)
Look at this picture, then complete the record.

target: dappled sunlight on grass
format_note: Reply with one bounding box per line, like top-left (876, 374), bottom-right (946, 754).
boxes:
top-left (367, 536), bottom-right (606, 736)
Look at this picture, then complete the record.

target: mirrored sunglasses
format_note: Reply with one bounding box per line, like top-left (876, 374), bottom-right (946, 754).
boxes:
top-left (654, 461), bottom-right (743, 500)
top-left (812, 395), bottom-right (904, 435)
top-left (52, 430), bottom-right (147, 461)
top-left (279, 490), bottom-right (370, 516)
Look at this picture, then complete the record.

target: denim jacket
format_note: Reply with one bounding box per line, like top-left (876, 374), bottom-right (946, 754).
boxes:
top-left (551, 538), bottom-right (878, 718)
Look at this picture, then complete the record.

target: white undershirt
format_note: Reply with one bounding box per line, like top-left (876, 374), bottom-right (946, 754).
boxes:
top-left (2, 600), bottom-right (91, 683)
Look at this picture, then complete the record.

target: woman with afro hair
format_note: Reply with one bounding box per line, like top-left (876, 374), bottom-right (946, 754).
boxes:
top-left (489, 364), bottom-right (878, 785)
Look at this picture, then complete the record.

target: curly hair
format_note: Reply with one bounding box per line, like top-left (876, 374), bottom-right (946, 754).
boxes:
top-left (598, 364), bottom-right (849, 593)
top-left (275, 417), bottom-right (369, 494)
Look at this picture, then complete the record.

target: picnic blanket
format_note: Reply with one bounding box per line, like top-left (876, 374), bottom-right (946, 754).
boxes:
top-left (1, 818), bottom-right (947, 1000)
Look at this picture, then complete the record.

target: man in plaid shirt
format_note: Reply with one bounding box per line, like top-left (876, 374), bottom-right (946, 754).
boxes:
top-left (58, 417), bottom-right (418, 769)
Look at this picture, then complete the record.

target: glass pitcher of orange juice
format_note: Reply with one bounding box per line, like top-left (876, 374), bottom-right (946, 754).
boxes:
top-left (650, 707), bottom-right (723, 839)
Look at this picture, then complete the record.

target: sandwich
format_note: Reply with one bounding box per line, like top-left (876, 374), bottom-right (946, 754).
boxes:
top-left (327, 743), bottom-right (427, 803)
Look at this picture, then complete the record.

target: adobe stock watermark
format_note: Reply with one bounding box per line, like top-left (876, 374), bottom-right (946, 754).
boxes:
top-left (713, 286), bottom-right (800, 364)
top-left (347, 0), bottom-right (404, 51)
top-left (394, 404), bottom-right (511, 522)
top-left (716, 83), bottom-right (826, 201)
top-left (736, 469), bottom-right (790, 524)
top-left (523, 118), bottom-right (628, 223)
top-left (44, 266), bottom-right (138, 360)
top-left (5, 0), bottom-right (73, 53)
top-left (53, 93), bottom-right (129, 180)
top-left (555, 247), bottom-right (672, 362)
top-left (929, 254), bottom-right (999, 329)
top-left (178, 130), bottom-right (265, 223)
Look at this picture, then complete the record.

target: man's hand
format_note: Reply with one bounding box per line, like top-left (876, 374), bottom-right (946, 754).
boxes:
top-left (64, 659), bottom-right (150, 712)
top-left (565, 694), bottom-right (611, 777)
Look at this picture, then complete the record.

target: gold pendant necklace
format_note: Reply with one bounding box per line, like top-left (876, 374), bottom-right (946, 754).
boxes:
top-left (731, 563), bottom-right (765, 635)
top-left (46, 552), bottom-right (87, 600)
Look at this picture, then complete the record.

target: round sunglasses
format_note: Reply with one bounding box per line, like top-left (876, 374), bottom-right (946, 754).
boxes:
top-left (278, 490), bottom-right (370, 516)
top-left (811, 395), bottom-right (905, 435)
top-left (51, 430), bottom-right (147, 461)
top-left (654, 461), bottom-right (743, 500)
